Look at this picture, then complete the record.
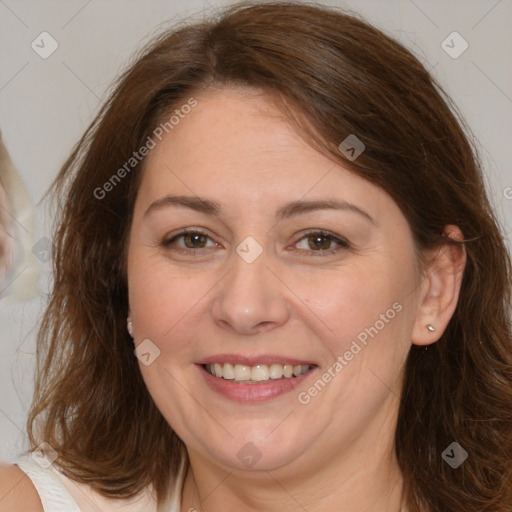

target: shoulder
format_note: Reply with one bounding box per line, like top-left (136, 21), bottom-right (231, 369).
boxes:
top-left (2, 455), bottom-right (160, 512)
top-left (0, 463), bottom-right (44, 512)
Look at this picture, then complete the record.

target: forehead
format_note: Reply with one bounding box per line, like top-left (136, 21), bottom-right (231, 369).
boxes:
top-left (148, 87), bottom-right (316, 175)
top-left (135, 86), bottom-right (391, 218)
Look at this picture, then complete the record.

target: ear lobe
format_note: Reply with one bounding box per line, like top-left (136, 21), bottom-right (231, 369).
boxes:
top-left (411, 225), bottom-right (466, 346)
top-left (127, 310), bottom-right (133, 336)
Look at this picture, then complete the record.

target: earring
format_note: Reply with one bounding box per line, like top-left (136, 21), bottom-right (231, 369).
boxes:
top-left (426, 323), bottom-right (436, 332)
top-left (127, 320), bottom-right (133, 336)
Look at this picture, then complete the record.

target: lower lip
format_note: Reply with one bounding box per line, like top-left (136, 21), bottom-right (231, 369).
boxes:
top-left (197, 364), bottom-right (316, 402)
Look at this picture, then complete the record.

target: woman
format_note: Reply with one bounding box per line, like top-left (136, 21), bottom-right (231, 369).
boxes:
top-left (1, 2), bottom-right (511, 511)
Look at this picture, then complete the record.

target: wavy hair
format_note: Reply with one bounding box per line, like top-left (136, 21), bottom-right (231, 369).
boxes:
top-left (27, 2), bottom-right (512, 510)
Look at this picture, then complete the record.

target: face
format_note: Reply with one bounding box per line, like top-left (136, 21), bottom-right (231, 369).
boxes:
top-left (127, 86), bottom-right (425, 479)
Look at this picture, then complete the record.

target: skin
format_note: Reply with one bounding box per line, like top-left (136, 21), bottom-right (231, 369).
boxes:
top-left (127, 86), bottom-right (466, 512)
top-left (0, 465), bottom-right (43, 512)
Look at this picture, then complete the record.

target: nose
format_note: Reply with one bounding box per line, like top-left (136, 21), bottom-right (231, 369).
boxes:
top-left (211, 249), bottom-right (290, 335)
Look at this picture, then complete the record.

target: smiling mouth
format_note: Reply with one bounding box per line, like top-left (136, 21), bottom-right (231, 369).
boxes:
top-left (203, 363), bottom-right (315, 383)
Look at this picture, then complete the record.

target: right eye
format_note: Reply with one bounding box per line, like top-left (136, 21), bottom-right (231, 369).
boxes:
top-left (162, 229), bottom-right (220, 253)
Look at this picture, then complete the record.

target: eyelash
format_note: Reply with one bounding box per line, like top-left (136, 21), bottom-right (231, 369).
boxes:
top-left (293, 230), bottom-right (350, 256)
top-left (162, 229), bottom-right (350, 257)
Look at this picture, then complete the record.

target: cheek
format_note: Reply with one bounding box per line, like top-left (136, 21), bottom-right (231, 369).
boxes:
top-left (127, 252), bottom-right (208, 421)
top-left (128, 251), bottom-right (190, 336)
top-left (289, 259), bottom-right (416, 375)
top-left (127, 248), bottom-right (222, 359)
top-left (298, 265), bottom-right (405, 331)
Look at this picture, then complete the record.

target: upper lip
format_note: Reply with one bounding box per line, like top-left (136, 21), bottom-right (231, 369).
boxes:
top-left (196, 354), bottom-right (316, 366)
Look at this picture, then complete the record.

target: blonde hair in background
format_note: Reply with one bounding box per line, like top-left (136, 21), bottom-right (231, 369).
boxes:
top-left (0, 128), bottom-right (41, 302)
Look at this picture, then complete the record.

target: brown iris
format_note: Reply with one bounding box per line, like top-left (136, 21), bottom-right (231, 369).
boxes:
top-left (184, 233), bottom-right (208, 248)
top-left (307, 234), bottom-right (331, 251)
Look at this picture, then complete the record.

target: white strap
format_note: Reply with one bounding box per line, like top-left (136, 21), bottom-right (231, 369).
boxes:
top-left (15, 455), bottom-right (81, 512)
top-left (15, 453), bottom-right (184, 512)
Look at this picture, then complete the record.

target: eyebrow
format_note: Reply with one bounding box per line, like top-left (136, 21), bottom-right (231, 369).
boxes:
top-left (144, 195), bottom-right (221, 218)
top-left (276, 199), bottom-right (375, 225)
top-left (143, 195), bottom-right (375, 225)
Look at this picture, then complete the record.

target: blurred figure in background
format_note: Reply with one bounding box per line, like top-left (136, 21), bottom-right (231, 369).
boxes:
top-left (0, 129), bottom-right (40, 301)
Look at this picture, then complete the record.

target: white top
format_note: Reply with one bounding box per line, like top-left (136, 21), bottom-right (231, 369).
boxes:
top-left (16, 454), bottom-right (410, 511)
top-left (15, 454), bottom-right (183, 512)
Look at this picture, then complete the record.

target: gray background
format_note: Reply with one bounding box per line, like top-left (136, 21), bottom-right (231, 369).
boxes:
top-left (1, 0), bottom-right (511, 462)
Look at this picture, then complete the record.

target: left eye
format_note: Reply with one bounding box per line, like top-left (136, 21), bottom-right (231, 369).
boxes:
top-left (294, 232), bottom-right (348, 254)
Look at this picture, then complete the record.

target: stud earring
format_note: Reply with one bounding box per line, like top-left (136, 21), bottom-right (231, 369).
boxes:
top-left (127, 320), bottom-right (133, 336)
top-left (426, 323), bottom-right (436, 332)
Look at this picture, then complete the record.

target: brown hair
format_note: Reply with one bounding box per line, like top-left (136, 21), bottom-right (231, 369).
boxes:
top-left (28, 2), bottom-right (512, 510)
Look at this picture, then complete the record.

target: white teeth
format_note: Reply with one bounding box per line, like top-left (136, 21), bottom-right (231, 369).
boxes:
top-left (283, 365), bottom-right (293, 378)
top-left (205, 363), bottom-right (311, 382)
top-left (251, 365), bottom-right (269, 381)
top-left (222, 363), bottom-right (235, 380)
top-left (234, 364), bottom-right (251, 381)
top-left (269, 364), bottom-right (283, 379)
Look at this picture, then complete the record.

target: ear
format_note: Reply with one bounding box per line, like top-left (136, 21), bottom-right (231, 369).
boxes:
top-left (411, 225), bottom-right (466, 346)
